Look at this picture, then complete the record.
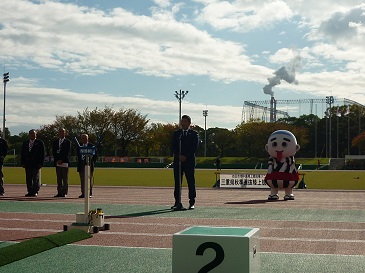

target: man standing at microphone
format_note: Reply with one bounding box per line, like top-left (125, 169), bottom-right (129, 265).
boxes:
top-left (171, 115), bottom-right (199, 211)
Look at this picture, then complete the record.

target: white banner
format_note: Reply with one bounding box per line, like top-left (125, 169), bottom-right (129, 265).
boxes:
top-left (219, 173), bottom-right (268, 189)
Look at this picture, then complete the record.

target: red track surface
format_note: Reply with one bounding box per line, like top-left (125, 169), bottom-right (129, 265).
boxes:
top-left (1, 184), bottom-right (365, 255)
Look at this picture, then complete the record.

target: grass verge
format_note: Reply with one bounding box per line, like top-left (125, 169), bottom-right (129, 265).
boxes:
top-left (0, 229), bottom-right (92, 267)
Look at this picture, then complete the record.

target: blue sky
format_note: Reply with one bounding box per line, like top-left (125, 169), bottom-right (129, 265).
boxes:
top-left (1, 0), bottom-right (365, 134)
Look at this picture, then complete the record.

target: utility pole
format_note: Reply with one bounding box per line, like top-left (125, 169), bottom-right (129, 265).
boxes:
top-left (3, 72), bottom-right (9, 138)
top-left (203, 109), bottom-right (208, 157)
top-left (174, 89), bottom-right (188, 127)
top-left (326, 96), bottom-right (334, 158)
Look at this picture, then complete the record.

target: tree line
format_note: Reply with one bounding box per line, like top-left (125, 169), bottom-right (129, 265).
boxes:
top-left (6, 105), bottom-right (365, 158)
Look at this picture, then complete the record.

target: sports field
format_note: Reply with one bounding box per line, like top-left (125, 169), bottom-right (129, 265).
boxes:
top-left (1, 176), bottom-right (365, 272)
top-left (3, 167), bottom-right (365, 190)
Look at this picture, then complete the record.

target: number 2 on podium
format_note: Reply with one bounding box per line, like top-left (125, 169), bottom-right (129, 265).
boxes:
top-left (196, 242), bottom-right (225, 273)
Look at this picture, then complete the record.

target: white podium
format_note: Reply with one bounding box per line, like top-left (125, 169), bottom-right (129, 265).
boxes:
top-left (172, 226), bottom-right (260, 273)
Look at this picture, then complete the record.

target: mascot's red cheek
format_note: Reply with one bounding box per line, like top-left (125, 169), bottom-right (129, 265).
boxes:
top-left (276, 151), bottom-right (283, 161)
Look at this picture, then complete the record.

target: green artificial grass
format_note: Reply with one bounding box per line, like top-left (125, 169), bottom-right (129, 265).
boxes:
top-left (0, 229), bottom-right (92, 267)
top-left (3, 167), bottom-right (365, 190)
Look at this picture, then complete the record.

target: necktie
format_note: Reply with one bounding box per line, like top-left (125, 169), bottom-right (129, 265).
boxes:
top-left (29, 140), bottom-right (34, 151)
top-left (184, 130), bottom-right (187, 137)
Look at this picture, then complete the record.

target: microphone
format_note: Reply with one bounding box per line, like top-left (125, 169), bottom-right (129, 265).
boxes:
top-left (74, 136), bottom-right (81, 148)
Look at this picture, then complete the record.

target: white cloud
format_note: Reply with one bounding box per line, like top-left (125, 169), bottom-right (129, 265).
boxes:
top-left (153, 0), bottom-right (171, 8)
top-left (318, 3), bottom-right (365, 44)
top-left (6, 77), bottom-right (243, 134)
top-left (0, 0), bottom-right (273, 83)
top-left (195, 0), bottom-right (293, 32)
top-left (2, 0), bottom-right (365, 126)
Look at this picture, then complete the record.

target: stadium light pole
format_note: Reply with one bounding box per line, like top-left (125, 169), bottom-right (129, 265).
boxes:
top-left (3, 72), bottom-right (9, 138)
top-left (203, 109), bottom-right (208, 157)
top-left (174, 89), bottom-right (188, 127)
top-left (326, 96), bottom-right (334, 158)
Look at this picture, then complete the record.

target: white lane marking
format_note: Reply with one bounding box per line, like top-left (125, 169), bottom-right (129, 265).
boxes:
top-left (1, 217), bottom-right (365, 232)
top-left (2, 226), bottom-right (364, 243)
top-left (260, 237), bottom-right (365, 243)
top-left (1, 238), bottom-right (365, 257)
top-left (66, 245), bottom-right (365, 257)
top-left (71, 244), bottom-right (171, 250)
top-left (0, 227), bottom-right (60, 232)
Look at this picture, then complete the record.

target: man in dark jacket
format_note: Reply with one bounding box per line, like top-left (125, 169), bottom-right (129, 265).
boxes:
top-left (21, 129), bottom-right (45, 197)
top-left (52, 128), bottom-right (71, 197)
top-left (172, 115), bottom-right (199, 211)
top-left (0, 130), bottom-right (8, 196)
top-left (77, 134), bottom-right (97, 198)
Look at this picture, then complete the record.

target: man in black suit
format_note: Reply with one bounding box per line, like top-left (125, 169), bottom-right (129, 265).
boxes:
top-left (0, 130), bottom-right (8, 196)
top-left (172, 115), bottom-right (199, 211)
top-left (21, 129), bottom-right (45, 197)
top-left (77, 134), bottom-right (97, 198)
top-left (52, 128), bottom-right (71, 197)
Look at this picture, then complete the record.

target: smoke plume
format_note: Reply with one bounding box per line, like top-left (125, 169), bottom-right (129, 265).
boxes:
top-left (263, 55), bottom-right (300, 96)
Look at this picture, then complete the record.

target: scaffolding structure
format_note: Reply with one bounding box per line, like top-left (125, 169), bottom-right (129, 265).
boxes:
top-left (242, 97), bottom-right (364, 123)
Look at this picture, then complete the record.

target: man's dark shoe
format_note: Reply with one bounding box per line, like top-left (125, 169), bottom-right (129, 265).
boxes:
top-left (171, 203), bottom-right (179, 210)
top-left (54, 194), bottom-right (63, 197)
top-left (25, 193), bottom-right (37, 197)
top-left (79, 194), bottom-right (85, 198)
top-left (173, 203), bottom-right (186, 211)
top-left (0, 193), bottom-right (4, 196)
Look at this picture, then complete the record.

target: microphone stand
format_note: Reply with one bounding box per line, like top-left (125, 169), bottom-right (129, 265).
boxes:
top-left (178, 133), bottom-right (182, 207)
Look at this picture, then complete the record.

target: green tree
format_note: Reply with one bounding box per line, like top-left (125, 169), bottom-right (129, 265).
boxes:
top-left (37, 124), bottom-right (59, 155)
top-left (110, 109), bottom-right (149, 156)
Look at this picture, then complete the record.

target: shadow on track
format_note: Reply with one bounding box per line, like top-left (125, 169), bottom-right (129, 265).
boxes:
top-left (225, 199), bottom-right (287, 205)
top-left (0, 196), bottom-right (80, 202)
top-left (105, 208), bottom-right (179, 219)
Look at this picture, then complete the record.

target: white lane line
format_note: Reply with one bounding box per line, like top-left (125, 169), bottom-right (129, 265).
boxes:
top-left (69, 245), bottom-right (365, 257)
top-left (1, 227), bottom-right (364, 244)
top-left (71, 244), bottom-right (171, 250)
top-left (2, 227), bottom-right (358, 242)
top-left (260, 237), bottom-right (365, 243)
top-left (261, 251), bottom-right (365, 257)
top-left (1, 217), bottom-right (365, 232)
top-left (0, 227), bottom-right (60, 232)
top-left (2, 239), bottom-right (364, 257)
top-left (0, 218), bottom-right (73, 223)
top-left (2, 212), bottom-right (365, 225)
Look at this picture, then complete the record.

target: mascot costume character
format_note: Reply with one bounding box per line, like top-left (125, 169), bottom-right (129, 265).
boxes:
top-left (264, 130), bottom-right (300, 200)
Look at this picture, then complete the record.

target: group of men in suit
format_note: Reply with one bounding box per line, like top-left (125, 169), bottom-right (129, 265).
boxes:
top-left (18, 128), bottom-right (96, 198)
top-left (1, 115), bottom-right (199, 210)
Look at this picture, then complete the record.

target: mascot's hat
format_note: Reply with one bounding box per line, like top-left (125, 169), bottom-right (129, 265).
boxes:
top-left (269, 130), bottom-right (297, 142)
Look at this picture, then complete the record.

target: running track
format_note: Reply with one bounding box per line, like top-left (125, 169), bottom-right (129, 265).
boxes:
top-left (1, 184), bottom-right (365, 257)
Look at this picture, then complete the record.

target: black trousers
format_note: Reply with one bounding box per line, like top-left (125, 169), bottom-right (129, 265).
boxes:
top-left (56, 166), bottom-right (69, 195)
top-left (25, 168), bottom-right (40, 194)
top-left (79, 170), bottom-right (94, 196)
top-left (0, 164), bottom-right (4, 194)
top-left (173, 161), bottom-right (196, 205)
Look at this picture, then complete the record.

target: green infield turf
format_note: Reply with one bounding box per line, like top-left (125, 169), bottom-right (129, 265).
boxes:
top-left (3, 167), bottom-right (365, 190)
